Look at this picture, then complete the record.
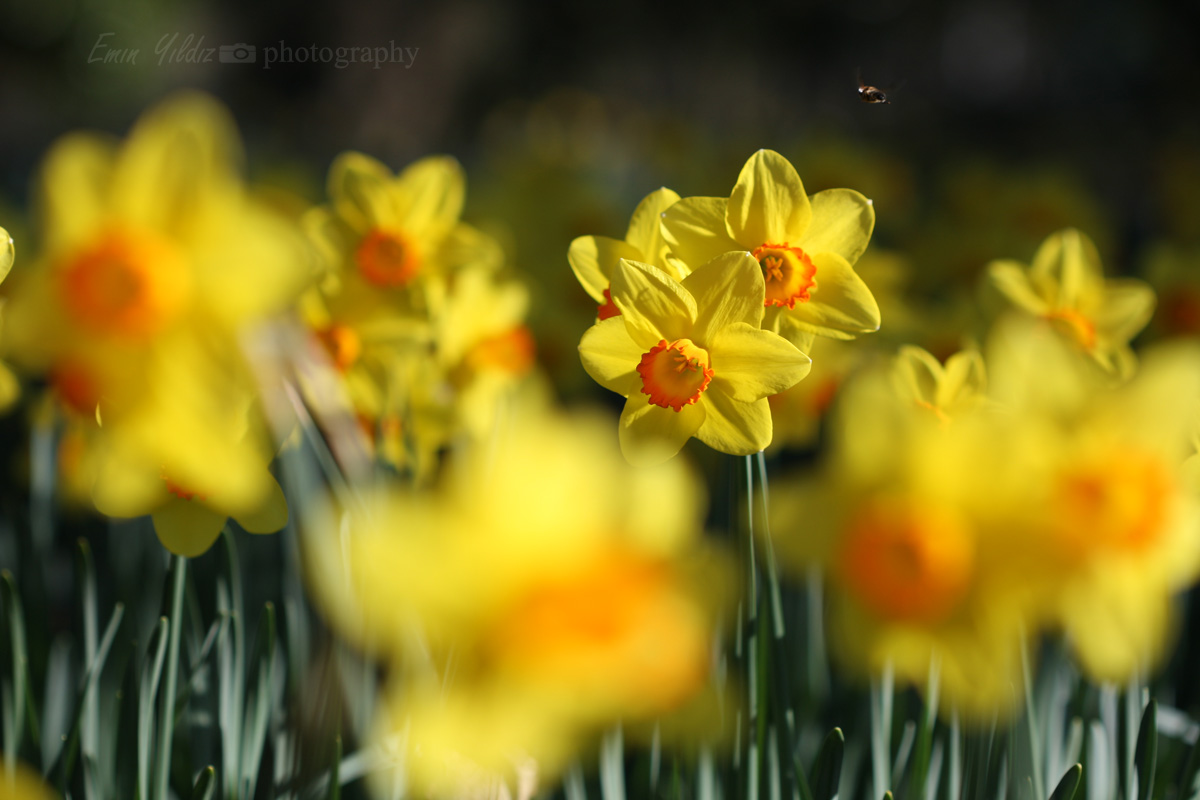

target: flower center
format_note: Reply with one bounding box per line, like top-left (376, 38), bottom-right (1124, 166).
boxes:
top-left (836, 498), bottom-right (974, 625)
top-left (51, 361), bottom-right (101, 417)
top-left (1054, 450), bottom-right (1171, 559)
top-left (636, 338), bottom-right (714, 411)
top-left (355, 227), bottom-right (420, 287)
top-left (752, 242), bottom-right (817, 308)
top-left (1045, 309), bottom-right (1097, 351)
top-left (597, 288), bottom-right (621, 320)
top-left (58, 229), bottom-right (189, 338)
top-left (315, 324), bottom-right (362, 371)
top-left (162, 470), bottom-right (206, 502)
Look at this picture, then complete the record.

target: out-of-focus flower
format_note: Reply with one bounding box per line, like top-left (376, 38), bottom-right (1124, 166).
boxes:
top-left (0, 761), bottom-right (56, 799)
top-left (987, 228), bottom-right (1155, 376)
top-left (771, 349), bottom-right (1036, 719)
top-left (987, 321), bottom-right (1200, 682)
top-left (891, 345), bottom-right (987, 424)
top-left (1, 93), bottom-right (309, 555)
top-left (0, 225), bottom-right (21, 413)
top-left (661, 149), bottom-right (879, 342)
top-left (306, 152), bottom-right (500, 308)
top-left (308, 410), bottom-right (728, 795)
top-left (579, 253), bottom-right (811, 463)
top-left (569, 187), bottom-right (681, 320)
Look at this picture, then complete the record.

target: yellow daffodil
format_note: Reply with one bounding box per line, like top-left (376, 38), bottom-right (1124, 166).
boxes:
top-left (765, 334), bottom-right (858, 452)
top-left (579, 252), bottom-right (812, 464)
top-left (662, 149), bottom-right (879, 342)
top-left (1, 93), bottom-right (309, 555)
top-left (569, 187), bottom-right (682, 320)
top-left (306, 152), bottom-right (500, 307)
top-left (987, 228), bottom-right (1155, 376)
top-left (308, 410), bottom-right (728, 793)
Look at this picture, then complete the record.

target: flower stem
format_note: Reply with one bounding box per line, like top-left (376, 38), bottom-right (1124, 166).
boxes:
top-left (155, 553), bottom-right (188, 800)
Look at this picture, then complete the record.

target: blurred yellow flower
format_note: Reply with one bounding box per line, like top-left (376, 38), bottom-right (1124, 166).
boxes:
top-left (579, 253), bottom-right (811, 463)
top-left (987, 320), bottom-right (1200, 682)
top-left (569, 187), bottom-right (682, 320)
top-left (770, 356), bottom-right (1036, 719)
top-left (308, 410), bottom-right (727, 793)
top-left (0, 225), bottom-right (21, 413)
top-left (891, 345), bottom-right (987, 424)
top-left (662, 149), bottom-right (879, 342)
top-left (0, 761), bottom-right (56, 799)
top-left (987, 228), bottom-right (1155, 376)
top-left (1, 93), bottom-right (309, 554)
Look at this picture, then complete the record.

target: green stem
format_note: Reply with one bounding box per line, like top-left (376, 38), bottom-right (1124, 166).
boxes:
top-left (156, 554), bottom-right (188, 800)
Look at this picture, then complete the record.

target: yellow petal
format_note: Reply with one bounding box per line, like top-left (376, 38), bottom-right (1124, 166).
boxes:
top-left (988, 260), bottom-right (1048, 314)
top-left (38, 133), bottom-right (116, 256)
top-left (0, 360), bottom-right (19, 413)
top-left (568, 235), bottom-right (643, 304)
top-left (625, 187), bottom-right (682, 272)
top-left (0, 226), bottom-right (12, 283)
top-left (938, 349), bottom-right (986, 408)
top-left (726, 150), bottom-right (811, 246)
top-left (152, 498), bottom-right (228, 557)
top-left (327, 151), bottom-right (396, 233)
top-left (1032, 229), bottom-right (1101, 309)
top-left (777, 252), bottom-right (881, 339)
top-left (234, 474), bottom-right (288, 533)
top-left (681, 252), bottom-right (765, 346)
top-left (1095, 279), bottom-right (1155, 345)
top-left (695, 390), bottom-right (771, 455)
top-left (800, 188), bottom-right (875, 264)
top-left (579, 317), bottom-right (647, 397)
top-left (661, 196), bottom-right (740, 275)
top-left (708, 323), bottom-right (811, 402)
top-left (92, 455), bottom-right (169, 518)
top-left (610, 259), bottom-right (696, 349)
top-left (619, 395), bottom-right (705, 465)
top-left (112, 93), bottom-right (241, 240)
top-left (393, 155), bottom-right (465, 241)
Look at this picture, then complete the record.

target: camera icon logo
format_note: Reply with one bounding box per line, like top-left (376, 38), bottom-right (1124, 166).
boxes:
top-left (219, 44), bottom-right (256, 63)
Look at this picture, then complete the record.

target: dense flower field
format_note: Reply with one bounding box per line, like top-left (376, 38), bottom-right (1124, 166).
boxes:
top-left (2, 91), bottom-right (1200, 800)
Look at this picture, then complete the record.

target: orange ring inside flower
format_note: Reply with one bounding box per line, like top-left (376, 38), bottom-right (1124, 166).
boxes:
top-left (636, 338), bottom-right (714, 411)
top-left (752, 242), bottom-right (817, 309)
top-left (58, 228), bottom-right (189, 338)
top-left (355, 227), bottom-right (420, 287)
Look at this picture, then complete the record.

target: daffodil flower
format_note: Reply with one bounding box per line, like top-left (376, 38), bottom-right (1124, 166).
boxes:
top-left (579, 252), bottom-right (812, 463)
top-left (662, 149), bottom-right (879, 342)
top-left (987, 228), bottom-right (1155, 376)
top-left (568, 187), bottom-right (681, 320)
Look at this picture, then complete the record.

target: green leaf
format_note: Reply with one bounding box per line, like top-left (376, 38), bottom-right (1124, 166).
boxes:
top-left (1134, 700), bottom-right (1157, 800)
top-left (1048, 764), bottom-right (1081, 800)
top-left (138, 618), bottom-right (169, 800)
top-left (1176, 729), bottom-right (1200, 800)
top-left (810, 728), bottom-right (844, 800)
top-left (191, 765), bottom-right (216, 800)
top-left (1, 570), bottom-right (29, 767)
top-left (239, 601), bottom-right (277, 800)
top-left (328, 734), bottom-right (342, 800)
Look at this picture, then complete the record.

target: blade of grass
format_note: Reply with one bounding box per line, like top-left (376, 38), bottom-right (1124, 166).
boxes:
top-left (1020, 638), bottom-right (1045, 800)
top-left (240, 602), bottom-right (277, 800)
top-left (218, 527), bottom-right (246, 798)
top-left (51, 601), bottom-right (124, 792)
top-left (192, 765), bottom-right (216, 800)
top-left (1048, 764), bottom-right (1082, 800)
top-left (154, 554), bottom-right (187, 800)
top-left (1, 570), bottom-right (28, 772)
top-left (328, 734), bottom-right (342, 800)
top-left (810, 728), bottom-right (844, 800)
top-left (1134, 700), bottom-right (1157, 800)
top-left (870, 661), bottom-right (895, 799)
top-left (77, 540), bottom-right (100, 800)
top-left (600, 725), bottom-right (626, 800)
top-left (138, 618), bottom-right (169, 800)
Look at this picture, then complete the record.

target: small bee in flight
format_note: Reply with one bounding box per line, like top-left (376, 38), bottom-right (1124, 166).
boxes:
top-left (857, 70), bottom-right (891, 104)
